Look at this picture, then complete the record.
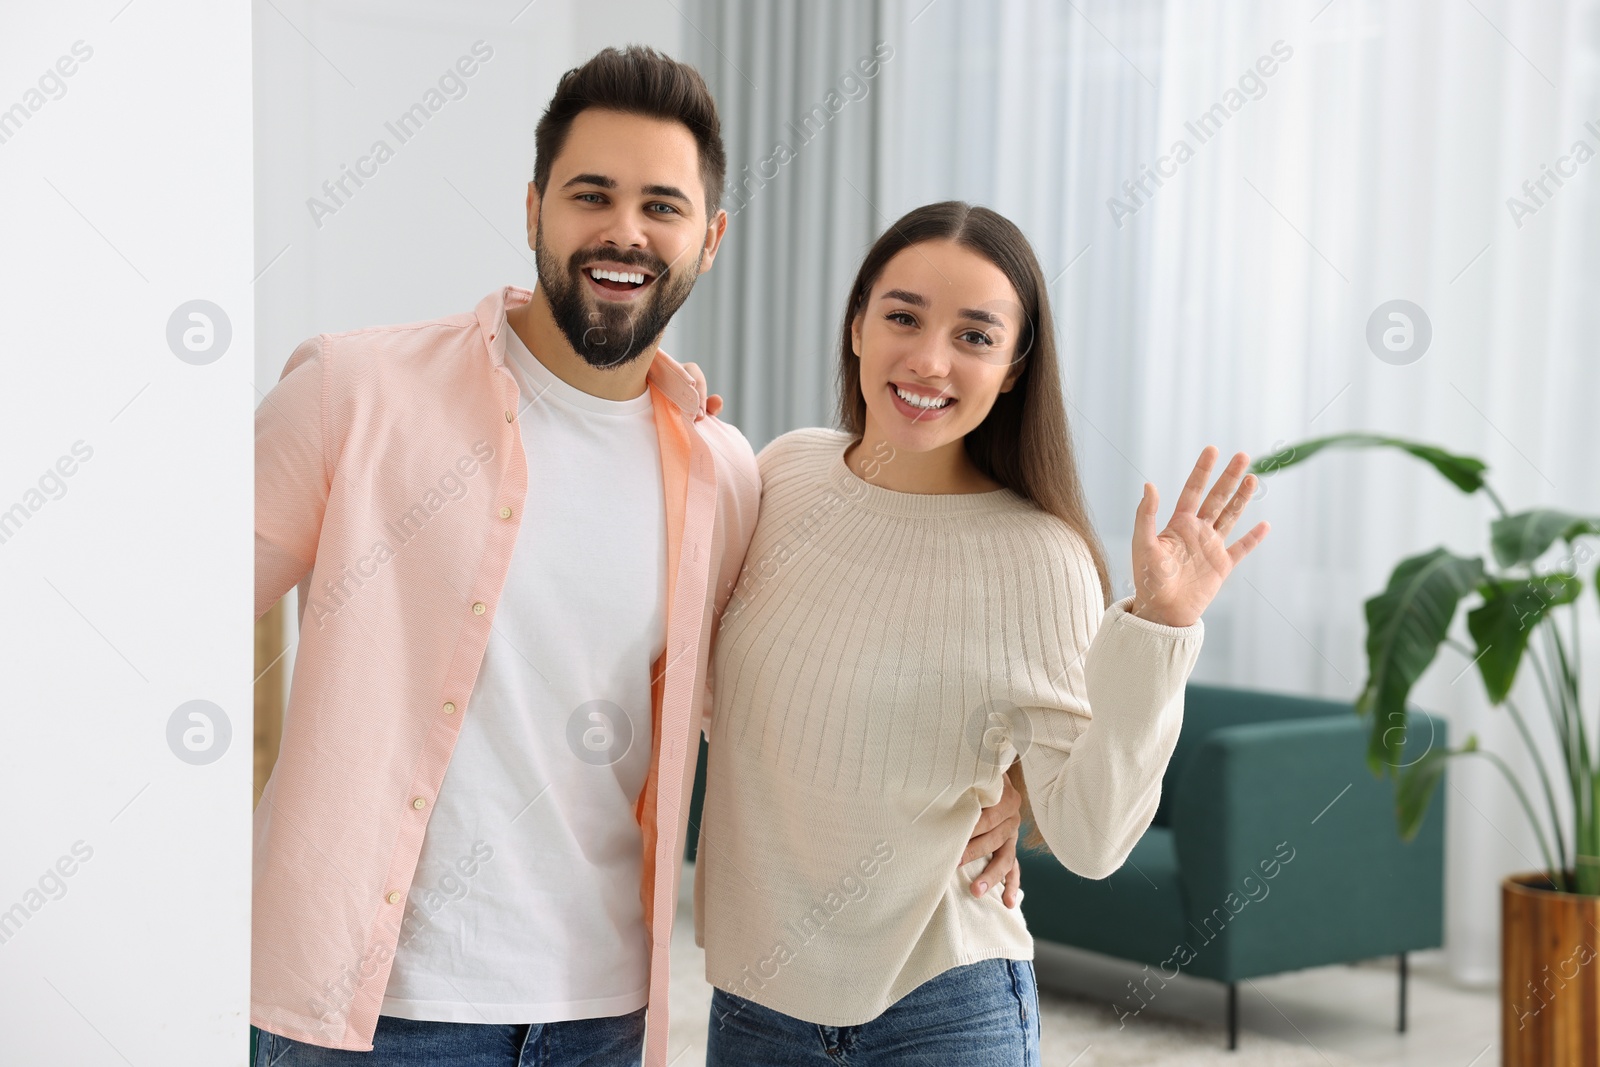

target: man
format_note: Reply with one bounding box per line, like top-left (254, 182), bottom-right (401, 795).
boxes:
top-left (251, 46), bottom-right (1020, 1067)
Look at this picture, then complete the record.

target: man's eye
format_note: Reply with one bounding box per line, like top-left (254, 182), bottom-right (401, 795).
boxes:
top-left (647, 202), bottom-right (679, 215)
top-left (886, 311), bottom-right (917, 326)
top-left (576, 192), bottom-right (605, 203)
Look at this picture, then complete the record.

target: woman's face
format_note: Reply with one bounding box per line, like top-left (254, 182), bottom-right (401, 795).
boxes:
top-left (851, 239), bottom-right (1025, 457)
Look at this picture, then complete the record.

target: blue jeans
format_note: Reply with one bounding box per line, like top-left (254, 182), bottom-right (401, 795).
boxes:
top-left (706, 958), bottom-right (1039, 1066)
top-left (251, 1009), bottom-right (646, 1067)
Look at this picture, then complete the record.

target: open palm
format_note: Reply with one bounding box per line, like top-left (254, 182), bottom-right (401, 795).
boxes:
top-left (1130, 446), bottom-right (1270, 628)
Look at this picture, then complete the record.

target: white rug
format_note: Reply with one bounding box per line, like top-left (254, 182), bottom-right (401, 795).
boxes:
top-left (1032, 987), bottom-right (1356, 1066)
top-left (668, 864), bottom-right (1354, 1066)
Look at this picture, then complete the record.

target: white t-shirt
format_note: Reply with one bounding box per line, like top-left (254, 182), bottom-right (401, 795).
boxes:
top-left (380, 326), bottom-right (667, 1023)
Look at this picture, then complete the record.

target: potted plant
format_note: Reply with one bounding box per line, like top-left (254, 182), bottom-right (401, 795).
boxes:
top-left (1254, 433), bottom-right (1599, 1066)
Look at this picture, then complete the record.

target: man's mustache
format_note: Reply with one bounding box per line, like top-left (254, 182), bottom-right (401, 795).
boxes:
top-left (568, 248), bottom-right (668, 276)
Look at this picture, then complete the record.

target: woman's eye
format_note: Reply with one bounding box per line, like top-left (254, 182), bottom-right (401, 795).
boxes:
top-left (960, 330), bottom-right (995, 347)
top-left (886, 311), bottom-right (917, 326)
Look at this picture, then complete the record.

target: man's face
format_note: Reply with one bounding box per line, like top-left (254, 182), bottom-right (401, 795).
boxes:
top-left (530, 108), bottom-right (726, 369)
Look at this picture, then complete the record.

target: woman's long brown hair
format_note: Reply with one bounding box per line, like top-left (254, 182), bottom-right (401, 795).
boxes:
top-left (836, 200), bottom-right (1114, 852)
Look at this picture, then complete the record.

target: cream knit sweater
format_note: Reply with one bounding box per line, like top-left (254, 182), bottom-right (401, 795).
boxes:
top-left (691, 428), bottom-right (1204, 1024)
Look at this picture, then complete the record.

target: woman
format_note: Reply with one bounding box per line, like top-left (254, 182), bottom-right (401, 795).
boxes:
top-left (690, 201), bottom-right (1269, 1064)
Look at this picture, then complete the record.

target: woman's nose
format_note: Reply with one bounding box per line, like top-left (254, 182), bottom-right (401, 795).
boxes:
top-left (902, 339), bottom-right (952, 379)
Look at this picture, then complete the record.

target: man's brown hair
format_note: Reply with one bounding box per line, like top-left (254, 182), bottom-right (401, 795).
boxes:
top-left (534, 46), bottom-right (726, 216)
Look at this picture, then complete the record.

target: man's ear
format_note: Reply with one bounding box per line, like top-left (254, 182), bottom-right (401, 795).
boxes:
top-left (524, 181), bottom-right (541, 248)
top-left (697, 208), bottom-right (729, 274)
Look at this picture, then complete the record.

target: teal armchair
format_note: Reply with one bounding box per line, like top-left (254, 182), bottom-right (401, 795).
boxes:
top-left (1018, 683), bottom-right (1447, 1049)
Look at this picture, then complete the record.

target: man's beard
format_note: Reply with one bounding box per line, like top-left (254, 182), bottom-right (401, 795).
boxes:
top-left (534, 223), bottom-right (702, 370)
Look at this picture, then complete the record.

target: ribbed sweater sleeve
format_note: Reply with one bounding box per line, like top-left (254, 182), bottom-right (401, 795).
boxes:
top-left (1011, 527), bottom-right (1204, 878)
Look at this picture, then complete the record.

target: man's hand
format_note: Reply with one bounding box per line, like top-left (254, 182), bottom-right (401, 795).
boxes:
top-left (681, 361), bottom-right (723, 418)
top-left (962, 769), bottom-right (1023, 908)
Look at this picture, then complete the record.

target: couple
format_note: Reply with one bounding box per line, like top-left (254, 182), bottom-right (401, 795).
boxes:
top-left (251, 45), bottom-right (1267, 1067)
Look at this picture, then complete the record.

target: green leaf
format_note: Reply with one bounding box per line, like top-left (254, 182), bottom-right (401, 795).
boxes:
top-left (1489, 510), bottom-right (1600, 568)
top-left (1358, 548), bottom-right (1486, 774)
top-left (1251, 434), bottom-right (1488, 494)
top-left (1396, 741), bottom-right (1464, 841)
top-left (1466, 575), bottom-right (1584, 703)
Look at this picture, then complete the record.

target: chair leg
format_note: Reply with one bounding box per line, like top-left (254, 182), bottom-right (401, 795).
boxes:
top-left (1397, 951), bottom-right (1408, 1033)
top-left (1227, 981), bottom-right (1238, 1050)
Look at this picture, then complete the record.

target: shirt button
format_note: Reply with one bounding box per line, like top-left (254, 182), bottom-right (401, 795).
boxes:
top-left (472, 602), bottom-right (486, 615)
top-left (442, 701), bottom-right (456, 715)
top-left (499, 506), bottom-right (512, 519)
top-left (386, 891), bottom-right (402, 905)
top-left (504, 410), bottom-right (514, 422)
top-left (412, 797), bottom-right (427, 810)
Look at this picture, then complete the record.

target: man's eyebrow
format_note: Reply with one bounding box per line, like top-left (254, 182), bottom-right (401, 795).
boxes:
top-left (561, 173), bottom-right (617, 190)
top-left (642, 183), bottom-right (692, 204)
top-left (560, 174), bottom-right (693, 207)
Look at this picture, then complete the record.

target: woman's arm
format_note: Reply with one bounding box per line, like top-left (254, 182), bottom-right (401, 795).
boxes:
top-left (1016, 589), bottom-right (1202, 879)
top-left (1018, 446), bottom-right (1267, 878)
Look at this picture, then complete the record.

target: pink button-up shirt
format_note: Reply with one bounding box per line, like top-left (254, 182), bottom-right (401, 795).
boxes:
top-left (253, 285), bottom-right (758, 1063)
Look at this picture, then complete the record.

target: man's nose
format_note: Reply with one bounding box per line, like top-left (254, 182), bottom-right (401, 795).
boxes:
top-left (593, 208), bottom-right (649, 251)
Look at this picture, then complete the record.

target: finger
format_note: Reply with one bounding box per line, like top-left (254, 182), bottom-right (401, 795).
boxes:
top-left (1133, 481), bottom-right (1160, 551)
top-left (969, 800), bottom-right (1003, 839)
top-left (972, 786), bottom-right (1020, 839)
top-left (707, 394), bottom-right (724, 417)
top-left (1171, 445), bottom-right (1220, 517)
top-left (959, 819), bottom-right (1018, 865)
top-left (959, 824), bottom-right (1014, 867)
top-left (1002, 860), bottom-right (1023, 908)
top-left (1196, 451), bottom-right (1250, 523)
top-left (1212, 471), bottom-right (1257, 539)
top-left (996, 771), bottom-right (1022, 819)
top-left (1226, 520), bottom-right (1271, 565)
top-left (971, 838), bottom-right (1017, 897)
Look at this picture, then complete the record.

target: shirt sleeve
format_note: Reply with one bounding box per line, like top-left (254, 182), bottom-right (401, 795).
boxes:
top-left (1014, 534), bottom-right (1205, 879)
top-left (255, 335), bottom-right (331, 621)
top-left (698, 421), bottom-right (762, 738)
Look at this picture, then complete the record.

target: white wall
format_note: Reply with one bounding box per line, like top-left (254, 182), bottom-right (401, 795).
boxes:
top-left (1, 3), bottom-right (253, 1063)
top-left (253, 0), bottom-right (684, 398)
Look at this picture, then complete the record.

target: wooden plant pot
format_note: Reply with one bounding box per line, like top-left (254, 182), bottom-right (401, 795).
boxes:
top-left (1503, 872), bottom-right (1600, 1066)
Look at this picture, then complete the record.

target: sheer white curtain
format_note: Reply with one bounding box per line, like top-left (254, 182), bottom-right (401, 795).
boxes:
top-left (1126, 0), bottom-right (1599, 985)
top-left (684, 0), bottom-right (1600, 983)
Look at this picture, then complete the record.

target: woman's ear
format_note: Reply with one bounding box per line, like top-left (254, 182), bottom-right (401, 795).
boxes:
top-left (849, 309), bottom-right (864, 358)
top-left (999, 357), bottom-right (1025, 394)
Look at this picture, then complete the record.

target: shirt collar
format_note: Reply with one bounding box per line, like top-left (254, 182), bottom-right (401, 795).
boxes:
top-left (474, 285), bottom-right (707, 420)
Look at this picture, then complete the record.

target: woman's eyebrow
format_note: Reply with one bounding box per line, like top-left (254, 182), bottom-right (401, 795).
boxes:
top-left (879, 288), bottom-right (927, 307)
top-left (880, 288), bottom-right (1007, 328)
top-left (958, 307), bottom-right (1005, 327)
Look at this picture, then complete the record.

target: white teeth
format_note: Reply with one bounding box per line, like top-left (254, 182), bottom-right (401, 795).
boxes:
top-left (588, 268), bottom-right (646, 285)
top-left (893, 385), bottom-right (952, 410)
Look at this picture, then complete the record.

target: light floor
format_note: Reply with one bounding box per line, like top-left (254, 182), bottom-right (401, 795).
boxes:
top-left (669, 861), bottom-right (1499, 1066)
top-left (1030, 941), bottom-right (1498, 1066)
